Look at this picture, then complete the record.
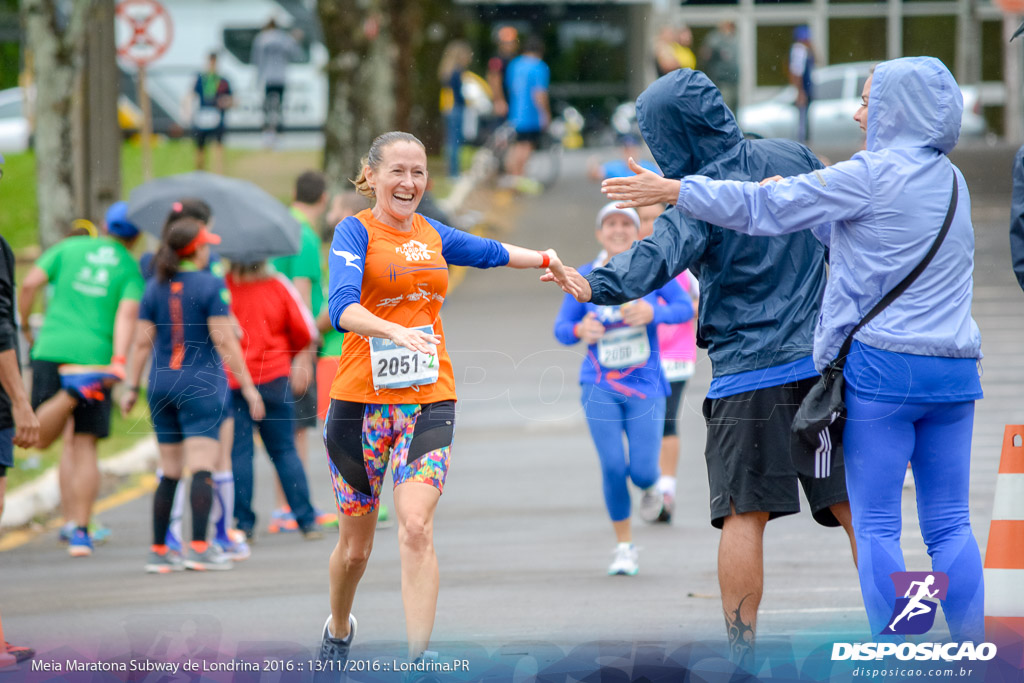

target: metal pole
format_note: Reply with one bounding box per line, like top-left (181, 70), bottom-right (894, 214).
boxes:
top-left (1005, 15), bottom-right (1023, 144)
top-left (139, 65), bottom-right (154, 181)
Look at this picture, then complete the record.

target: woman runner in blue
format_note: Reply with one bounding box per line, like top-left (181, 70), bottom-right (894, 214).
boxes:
top-left (554, 203), bottom-right (692, 576)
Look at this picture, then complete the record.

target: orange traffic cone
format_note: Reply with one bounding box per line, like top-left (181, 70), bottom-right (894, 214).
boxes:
top-left (984, 424), bottom-right (1024, 668)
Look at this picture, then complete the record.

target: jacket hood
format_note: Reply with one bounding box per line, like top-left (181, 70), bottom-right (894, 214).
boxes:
top-left (867, 57), bottom-right (961, 154)
top-left (636, 70), bottom-right (743, 178)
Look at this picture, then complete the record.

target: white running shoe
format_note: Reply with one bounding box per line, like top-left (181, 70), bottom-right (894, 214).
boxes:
top-left (608, 543), bottom-right (639, 576)
top-left (638, 488), bottom-right (664, 523)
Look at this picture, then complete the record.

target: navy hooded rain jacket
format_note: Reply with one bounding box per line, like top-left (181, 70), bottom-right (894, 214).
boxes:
top-left (586, 69), bottom-right (828, 379)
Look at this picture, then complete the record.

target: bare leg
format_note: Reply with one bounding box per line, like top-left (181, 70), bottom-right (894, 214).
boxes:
top-left (328, 509), bottom-right (378, 640)
top-left (0, 475), bottom-right (6, 521)
top-left (659, 434), bottom-right (680, 479)
top-left (394, 482), bottom-right (441, 659)
top-left (216, 417), bottom-right (234, 472)
top-left (35, 392), bottom-right (78, 449)
top-left (195, 146), bottom-right (206, 171)
top-left (57, 420), bottom-right (74, 521)
top-left (213, 143), bottom-right (225, 175)
top-left (829, 501), bottom-right (858, 566)
top-left (65, 434), bottom-right (100, 527)
top-left (612, 518), bottom-right (631, 544)
top-left (719, 509), bottom-right (770, 669)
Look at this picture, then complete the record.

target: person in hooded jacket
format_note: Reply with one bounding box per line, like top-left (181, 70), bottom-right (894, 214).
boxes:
top-left (1011, 145), bottom-right (1024, 294)
top-left (544, 69), bottom-right (856, 666)
top-left (602, 57), bottom-right (984, 642)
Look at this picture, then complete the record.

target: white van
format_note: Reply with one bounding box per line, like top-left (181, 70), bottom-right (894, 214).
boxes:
top-left (116, 0), bottom-right (327, 133)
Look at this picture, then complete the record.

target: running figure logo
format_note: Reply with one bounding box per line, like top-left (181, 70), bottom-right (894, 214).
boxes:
top-left (882, 571), bottom-right (949, 635)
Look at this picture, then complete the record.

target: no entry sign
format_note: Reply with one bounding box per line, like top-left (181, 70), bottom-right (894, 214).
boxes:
top-left (115, 0), bottom-right (173, 67)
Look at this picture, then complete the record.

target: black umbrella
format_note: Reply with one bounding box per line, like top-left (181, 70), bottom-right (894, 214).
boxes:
top-left (126, 171), bottom-right (301, 261)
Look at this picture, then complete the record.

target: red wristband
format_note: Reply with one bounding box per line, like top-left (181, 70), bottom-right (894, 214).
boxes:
top-left (538, 251), bottom-right (550, 269)
top-left (111, 355), bottom-right (126, 365)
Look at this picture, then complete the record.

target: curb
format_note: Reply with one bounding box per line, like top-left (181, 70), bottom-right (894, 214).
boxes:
top-left (0, 436), bottom-right (158, 530)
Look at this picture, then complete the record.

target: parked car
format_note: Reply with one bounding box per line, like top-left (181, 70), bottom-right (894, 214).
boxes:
top-left (0, 88), bottom-right (31, 154)
top-left (737, 61), bottom-right (987, 145)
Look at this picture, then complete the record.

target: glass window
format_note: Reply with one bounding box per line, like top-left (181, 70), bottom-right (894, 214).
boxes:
top-left (222, 27), bottom-right (311, 65)
top-left (902, 17), bottom-right (956, 68)
top-left (814, 76), bottom-right (844, 101)
top-left (0, 98), bottom-right (21, 119)
top-left (829, 18), bottom-right (886, 64)
top-left (756, 24), bottom-right (803, 87)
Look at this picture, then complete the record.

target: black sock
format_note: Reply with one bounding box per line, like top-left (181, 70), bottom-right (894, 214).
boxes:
top-left (153, 476), bottom-right (179, 546)
top-left (190, 470), bottom-right (214, 543)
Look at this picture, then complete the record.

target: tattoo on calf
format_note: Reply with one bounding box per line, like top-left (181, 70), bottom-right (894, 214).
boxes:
top-left (725, 593), bottom-right (755, 667)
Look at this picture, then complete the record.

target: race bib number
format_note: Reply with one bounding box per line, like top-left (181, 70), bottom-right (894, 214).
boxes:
top-left (369, 325), bottom-right (439, 390)
top-left (597, 326), bottom-right (651, 370)
top-left (661, 359), bottom-right (695, 382)
top-left (194, 107), bottom-right (221, 131)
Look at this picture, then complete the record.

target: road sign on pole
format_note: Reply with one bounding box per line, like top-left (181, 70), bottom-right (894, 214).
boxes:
top-left (115, 0), bottom-right (173, 180)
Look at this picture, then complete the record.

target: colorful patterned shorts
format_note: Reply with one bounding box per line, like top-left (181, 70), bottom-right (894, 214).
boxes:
top-left (323, 399), bottom-right (455, 517)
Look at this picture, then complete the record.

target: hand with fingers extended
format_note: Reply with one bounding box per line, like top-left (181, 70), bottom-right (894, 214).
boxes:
top-left (388, 325), bottom-right (441, 355)
top-left (601, 157), bottom-right (681, 209)
top-left (541, 265), bottom-right (593, 303)
top-left (575, 312), bottom-right (605, 344)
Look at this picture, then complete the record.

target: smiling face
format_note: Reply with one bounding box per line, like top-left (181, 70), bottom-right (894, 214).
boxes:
top-left (853, 73), bottom-right (872, 135)
top-left (365, 141), bottom-right (428, 229)
top-left (597, 213), bottom-right (640, 259)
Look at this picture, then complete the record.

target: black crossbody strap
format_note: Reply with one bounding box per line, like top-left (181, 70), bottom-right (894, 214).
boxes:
top-left (834, 169), bottom-right (959, 366)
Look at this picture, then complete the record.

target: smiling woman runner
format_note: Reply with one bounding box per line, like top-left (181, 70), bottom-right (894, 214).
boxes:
top-left (318, 131), bottom-right (565, 669)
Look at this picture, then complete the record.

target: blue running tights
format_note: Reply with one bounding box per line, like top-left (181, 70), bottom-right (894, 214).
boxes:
top-left (581, 384), bottom-right (664, 522)
top-left (843, 391), bottom-right (984, 640)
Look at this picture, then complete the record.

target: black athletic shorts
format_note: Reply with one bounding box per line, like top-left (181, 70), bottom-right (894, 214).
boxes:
top-left (701, 376), bottom-right (847, 529)
top-left (30, 359), bottom-right (112, 439)
top-left (514, 129), bottom-right (543, 147)
top-left (663, 379), bottom-right (688, 438)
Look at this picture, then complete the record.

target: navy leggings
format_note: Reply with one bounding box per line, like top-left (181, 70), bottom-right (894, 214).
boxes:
top-left (843, 390), bottom-right (984, 640)
top-left (581, 383), bottom-right (664, 522)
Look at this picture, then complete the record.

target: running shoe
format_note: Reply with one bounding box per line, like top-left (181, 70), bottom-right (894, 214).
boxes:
top-left (608, 543), bottom-right (639, 576)
top-left (184, 544), bottom-right (233, 571)
top-left (68, 528), bottom-right (93, 557)
top-left (315, 508), bottom-right (339, 527)
top-left (59, 521), bottom-right (111, 545)
top-left (3, 642), bottom-right (35, 664)
top-left (57, 365), bottom-right (119, 404)
top-left (318, 614), bottom-right (356, 668)
top-left (267, 507), bottom-right (299, 533)
top-left (638, 488), bottom-right (664, 523)
top-left (145, 546), bottom-right (185, 574)
top-left (656, 492), bottom-right (675, 524)
top-left (300, 525), bottom-right (323, 541)
top-left (214, 536), bottom-right (251, 561)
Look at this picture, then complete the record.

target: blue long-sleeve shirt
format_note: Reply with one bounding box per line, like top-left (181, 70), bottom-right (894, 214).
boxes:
top-left (555, 263), bottom-right (691, 399)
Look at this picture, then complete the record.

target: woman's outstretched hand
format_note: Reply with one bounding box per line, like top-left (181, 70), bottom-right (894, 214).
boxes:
top-left (601, 158), bottom-right (680, 209)
top-left (540, 265), bottom-right (593, 303)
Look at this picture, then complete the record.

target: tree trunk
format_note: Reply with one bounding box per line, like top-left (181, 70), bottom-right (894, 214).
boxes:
top-left (389, 0), bottom-right (423, 134)
top-left (22, 0), bottom-right (97, 249)
top-left (318, 0), bottom-right (395, 194)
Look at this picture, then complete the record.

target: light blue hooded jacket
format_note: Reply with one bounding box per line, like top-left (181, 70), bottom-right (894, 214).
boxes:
top-left (676, 57), bottom-right (982, 372)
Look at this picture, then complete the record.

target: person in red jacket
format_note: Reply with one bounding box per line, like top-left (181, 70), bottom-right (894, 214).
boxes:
top-left (225, 260), bottom-right (322, 540)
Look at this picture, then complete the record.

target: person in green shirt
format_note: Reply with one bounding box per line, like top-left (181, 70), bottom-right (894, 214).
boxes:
top-left (17, 202), bottom-right (143, 557)
top-left (268, 170), bottom-right (332, 530)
